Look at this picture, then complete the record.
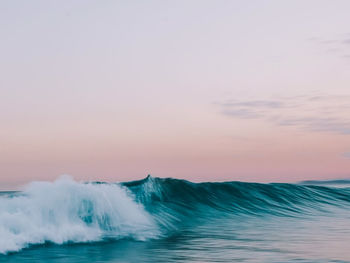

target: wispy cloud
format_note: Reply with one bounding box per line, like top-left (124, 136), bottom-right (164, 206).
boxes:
top-left (343, 152), bottom-right (350, 159)
top-left (309, 34), bottom-right (350, 59)
top-left (220, 100), bottom-right (284, 109)
top-left (217, 94), bottom-right (350, 135)
top-left (343, 38), bottom-right (350, 45)
top-left (222, 108), bottom-right (262, 119)
top-left (275, 117), bottom-right (350, 135)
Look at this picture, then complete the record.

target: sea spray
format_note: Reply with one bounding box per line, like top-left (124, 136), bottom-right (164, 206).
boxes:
top-left (0, 176), bottom-right (158, 254)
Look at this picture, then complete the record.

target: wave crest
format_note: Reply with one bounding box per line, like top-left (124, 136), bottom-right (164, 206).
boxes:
top-left (0, 176), bottom-right (158, 254)
top-left (125, 176), bottom-right (350, 217)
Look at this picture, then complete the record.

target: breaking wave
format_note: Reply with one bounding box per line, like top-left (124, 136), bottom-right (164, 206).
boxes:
top-left (1, 175), bottom-right (350, 254)
top-left (0, 176), bottom-right (158, 254)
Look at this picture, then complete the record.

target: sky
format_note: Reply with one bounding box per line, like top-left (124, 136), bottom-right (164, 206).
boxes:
top-left (1, 0), bottom-right (350, 189)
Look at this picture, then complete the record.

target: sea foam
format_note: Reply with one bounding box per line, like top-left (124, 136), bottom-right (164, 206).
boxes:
top-left (0, 176), bottom-right (158, 254)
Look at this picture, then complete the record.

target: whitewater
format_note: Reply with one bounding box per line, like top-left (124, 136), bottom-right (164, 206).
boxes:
top-left (1, 175), bottom-right (350, 262)
top-left (0, 176), bottom-right (159, 254)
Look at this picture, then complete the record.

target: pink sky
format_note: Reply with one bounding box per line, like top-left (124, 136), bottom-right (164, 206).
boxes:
top-left (1, 1), bottom-right (350, 189)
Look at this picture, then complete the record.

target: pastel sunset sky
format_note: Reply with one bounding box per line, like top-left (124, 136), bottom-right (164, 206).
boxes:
top-left (1, 0), bottom-right (350, 189)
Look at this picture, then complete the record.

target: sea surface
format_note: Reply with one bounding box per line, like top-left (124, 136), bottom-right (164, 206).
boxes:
top-left (0, 176), bottom-right (349, 263)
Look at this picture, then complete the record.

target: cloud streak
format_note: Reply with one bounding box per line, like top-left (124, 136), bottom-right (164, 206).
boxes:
top-left (220, 100), bottom-right (284, 109)
top-left (218, 94), bottom-right (350, 135)
top-left (309, 34), bottom-right (350, 60)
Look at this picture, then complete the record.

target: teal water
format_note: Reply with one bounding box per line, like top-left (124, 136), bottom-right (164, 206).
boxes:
top-left (0, 176), bottom-right (349, 262)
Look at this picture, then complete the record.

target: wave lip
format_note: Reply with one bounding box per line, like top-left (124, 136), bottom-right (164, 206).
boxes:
top-left (0, 176), bottom-right (158, 254)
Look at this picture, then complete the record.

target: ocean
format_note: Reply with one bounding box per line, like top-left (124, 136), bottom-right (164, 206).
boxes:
top-left (0, 175), bottom-right (349, 263)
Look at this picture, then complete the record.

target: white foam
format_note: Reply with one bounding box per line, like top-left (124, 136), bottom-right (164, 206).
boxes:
top-left (0, 176), bottom-right (158, 254)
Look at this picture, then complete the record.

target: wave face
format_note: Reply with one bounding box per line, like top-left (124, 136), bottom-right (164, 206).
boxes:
top-left (124, 176), bottom-right (350, 219)
top-left (0, 176), bottom-right (158, 254)
top-left (1, 176), bottom-right (350, 255)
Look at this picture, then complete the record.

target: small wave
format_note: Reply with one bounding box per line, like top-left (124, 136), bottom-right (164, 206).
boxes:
top-left (299, 179), bottom-right (350, 186)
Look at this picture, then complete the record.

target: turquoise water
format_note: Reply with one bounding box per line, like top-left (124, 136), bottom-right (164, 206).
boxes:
top-left (0, 176), bottom-right (349, 262)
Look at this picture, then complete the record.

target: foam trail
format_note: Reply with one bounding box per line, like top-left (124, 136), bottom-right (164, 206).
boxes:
top-left (0, 176), bottom-right (158, 254)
